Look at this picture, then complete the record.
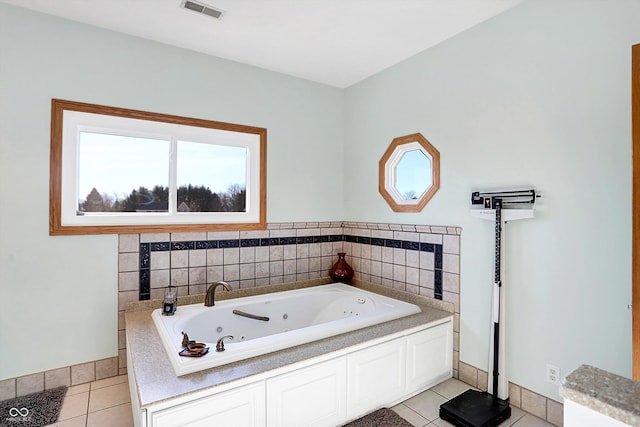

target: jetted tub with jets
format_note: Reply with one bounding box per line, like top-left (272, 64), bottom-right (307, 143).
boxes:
top-left (152, 282), bottom-right (422, 376)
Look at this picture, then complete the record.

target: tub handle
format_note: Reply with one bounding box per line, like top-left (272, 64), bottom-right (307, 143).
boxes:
top-left (232, 309), bottom-right (270, 322)
top-left (216, 335), bottom-right (234, 352)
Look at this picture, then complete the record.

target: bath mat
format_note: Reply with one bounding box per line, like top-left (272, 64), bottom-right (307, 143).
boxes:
top-left (0, 386), bottom-right (67, 427)
top-left (342, 408), bottom-right (414, 427)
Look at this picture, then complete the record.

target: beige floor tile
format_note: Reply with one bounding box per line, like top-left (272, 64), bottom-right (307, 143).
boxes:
top-left (55, 414), bottom-right (87, 427)
top-left (86, 403), bottom-right (133, 427)
top-left (403, 390), bottom-right (448, 422)
top-left (88, 382), bottom-right (130, 413)
top-left (58, 391), bottom-right (89, 421)
top-left (501, 406), bottom-right (529, 425)
top-left (50, 370), bottom-right (556, 427)
top-left (90, 375), bottom-right (127, 391)
top-left (391, 403), bottom-right (429, 427)
top-left (511, 413), bottom-right (555, 427)
top-left (66, 383), bottom-right (90, 396)
top-left (430, 378), bottom-right (475, 399)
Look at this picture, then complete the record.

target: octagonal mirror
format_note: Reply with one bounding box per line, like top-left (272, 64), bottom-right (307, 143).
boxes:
top-left (379, 133), bottom-right (440, 212)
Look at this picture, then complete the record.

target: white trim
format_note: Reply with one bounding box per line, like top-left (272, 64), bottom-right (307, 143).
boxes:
top-left (60, 110), bottom-right (261, 227)
top-left (384, 141), bottom-right (433, 206)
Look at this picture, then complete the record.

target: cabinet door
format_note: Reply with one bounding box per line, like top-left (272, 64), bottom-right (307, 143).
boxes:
top-left (266, 358), bottom-right (347, 427)
top-left (406, 321), bottom-right (453, 391)
top-left (346, 337), bottom-right (406, 418)
top-left (150, 382), bottom-right (265, 427)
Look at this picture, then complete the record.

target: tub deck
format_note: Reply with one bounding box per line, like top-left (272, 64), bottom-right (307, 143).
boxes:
top-left (125, 279), bottom-right (454, 409)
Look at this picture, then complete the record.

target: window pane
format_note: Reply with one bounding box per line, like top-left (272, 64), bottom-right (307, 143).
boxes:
top-left (394, 149), bottom-right (432, 200)
top-left (78, 132), bottom-right (170, 213)
top-left (176, 141), bottom-right (247, 213)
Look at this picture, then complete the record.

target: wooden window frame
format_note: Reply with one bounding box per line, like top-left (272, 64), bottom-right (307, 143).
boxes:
top-left (378, 133), bottom-right (440, 212)
top-left (49, 99), bottom-right (267, 235)
top-left (632, 44), bottom-right (639, 380)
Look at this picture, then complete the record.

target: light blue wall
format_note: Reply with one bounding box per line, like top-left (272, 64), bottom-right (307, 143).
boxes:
top-left (1, 0), bottom-right (638, 404)
top-left (345, 0), bottom-right (639, 400)
top-left (0, 4), bottom-right (344, 379)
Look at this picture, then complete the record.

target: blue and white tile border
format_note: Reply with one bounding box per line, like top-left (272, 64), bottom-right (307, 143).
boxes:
top-left (117, 221), bottom-right (461, 376)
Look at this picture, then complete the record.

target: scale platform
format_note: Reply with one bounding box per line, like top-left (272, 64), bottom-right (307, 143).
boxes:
top-left (439, 389), bottom-right (511, 427)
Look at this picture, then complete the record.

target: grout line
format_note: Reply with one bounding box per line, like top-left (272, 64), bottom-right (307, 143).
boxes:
top-left (394, 402), bottom-right (430, 427)
top-left (84, 387), bottom-right (91, 419)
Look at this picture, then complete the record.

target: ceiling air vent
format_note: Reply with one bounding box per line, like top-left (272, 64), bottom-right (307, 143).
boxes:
top-left (181, 0), bottom-right (225, 20)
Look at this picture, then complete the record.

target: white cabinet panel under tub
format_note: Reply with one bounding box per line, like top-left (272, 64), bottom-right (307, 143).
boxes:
top-left (266, 358), bottom-right (347, 427)
top-left (150, 382), bottom-right (265, 427)
top-left (346, 337), bottom-right (406, 419)
top-left (406, 320), bottom-right (453, 392)
top-left (127, 282), bottom-right (455, 427)
top-left (131, 319), bottom-right (453, 427)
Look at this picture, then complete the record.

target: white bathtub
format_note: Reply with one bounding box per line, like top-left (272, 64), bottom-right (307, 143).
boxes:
top-left (152, 283), bottom-right (421, 376)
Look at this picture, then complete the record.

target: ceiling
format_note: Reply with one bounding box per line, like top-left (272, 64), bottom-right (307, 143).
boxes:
top-left (1, 0), bottom-right (522, 88)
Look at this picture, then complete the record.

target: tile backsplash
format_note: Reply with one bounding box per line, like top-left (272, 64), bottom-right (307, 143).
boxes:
top-left (0, 221), bottom-right (462, 399)
top-left (117, 221), bottom-right (461, 376)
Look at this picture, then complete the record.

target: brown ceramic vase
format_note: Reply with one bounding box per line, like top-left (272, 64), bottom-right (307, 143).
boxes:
top-left (329, 252), bottom-right (354, 284)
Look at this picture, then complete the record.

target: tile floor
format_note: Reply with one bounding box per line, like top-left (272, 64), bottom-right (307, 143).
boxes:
top-left (45, 375), bottom-right (133, 427)
top-left (45, 376), bottom-right (554, 427)
top-left (392, 378), bottom-right (556, 427)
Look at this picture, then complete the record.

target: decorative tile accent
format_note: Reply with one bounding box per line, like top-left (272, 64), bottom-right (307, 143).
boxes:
top-left (116, 222), bottom-right (459, 381)
top-left (137, 228), bottom-right (448, 302)
top-left (0, 221), bottom-right (464, 408)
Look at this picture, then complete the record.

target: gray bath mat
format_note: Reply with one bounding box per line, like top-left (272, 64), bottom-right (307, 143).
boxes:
top-left (0, 386), bottom-right (67, 427)
top-left (342, 408), bottom-right (414, 427)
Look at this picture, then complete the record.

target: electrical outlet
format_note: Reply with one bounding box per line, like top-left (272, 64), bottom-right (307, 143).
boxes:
top-left (546, 364), bottom-right (561, 384)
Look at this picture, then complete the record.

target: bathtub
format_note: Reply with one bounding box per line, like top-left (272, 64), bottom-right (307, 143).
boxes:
top-left (152, 283), bottom-right (422, 376)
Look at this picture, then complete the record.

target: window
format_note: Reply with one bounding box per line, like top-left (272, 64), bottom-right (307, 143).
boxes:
top-left (50, 99), bottom-right (266, 235)
top-left (378, 133), bottom-right (440, 212)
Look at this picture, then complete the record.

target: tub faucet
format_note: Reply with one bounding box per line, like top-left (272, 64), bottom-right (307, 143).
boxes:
top-left (204, 281), bottom-right (231, 306)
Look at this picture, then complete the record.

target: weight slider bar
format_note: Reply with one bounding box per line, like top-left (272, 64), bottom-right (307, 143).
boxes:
top-left (471, 189), bottom-right (537, 210)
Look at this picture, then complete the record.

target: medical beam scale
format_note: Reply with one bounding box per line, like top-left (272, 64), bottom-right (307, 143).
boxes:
top-left (439, 189), bottom-right (537, 427)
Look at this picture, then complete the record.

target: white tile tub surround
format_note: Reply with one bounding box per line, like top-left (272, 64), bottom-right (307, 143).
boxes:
top-left (116, 221), bottom-right (462, 376)
top-left (0, 222), bottom-right (462, 404)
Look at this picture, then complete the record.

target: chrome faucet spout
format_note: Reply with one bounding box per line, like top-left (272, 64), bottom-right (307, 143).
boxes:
top-left (204, 281), bottom-right (231, 306)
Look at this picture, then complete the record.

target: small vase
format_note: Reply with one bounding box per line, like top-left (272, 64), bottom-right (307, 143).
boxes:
top-left (329, 252), bottom-right (354, 284)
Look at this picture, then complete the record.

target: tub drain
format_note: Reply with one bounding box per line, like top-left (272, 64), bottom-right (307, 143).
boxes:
top-left (283, 314), bottom-right (288, 320)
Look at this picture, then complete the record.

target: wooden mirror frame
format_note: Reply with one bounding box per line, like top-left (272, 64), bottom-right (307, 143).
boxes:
top-left (378, 133), bottom-right (440, 212)
top-left (632, 43), bottom-right (639, 380)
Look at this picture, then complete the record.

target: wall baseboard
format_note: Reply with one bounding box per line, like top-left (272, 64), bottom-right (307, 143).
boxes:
top-left (457, 361), bottom-right (564, 427)
top-left (0, 356), bottom-right (122, 401)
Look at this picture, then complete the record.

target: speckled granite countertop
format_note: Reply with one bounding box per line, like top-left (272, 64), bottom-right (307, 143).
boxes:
top-left (125, 279), bottom-right (454, 409)
top-left (560, 364), bottom-right (640, 426)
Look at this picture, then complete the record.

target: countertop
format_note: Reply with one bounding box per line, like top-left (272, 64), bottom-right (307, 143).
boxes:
top-left (560, 364), bottom-right (640, 426)
top-left (125, 278), bottom-right (454, 409)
